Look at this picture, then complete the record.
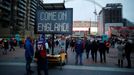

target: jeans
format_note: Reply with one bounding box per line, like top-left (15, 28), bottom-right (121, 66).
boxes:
top-left (26, 57), bottom-right (32, 75)
top-left (37, 59), bottom-right (48, 75)
top-left (75, 53), bottom-right (83, 65)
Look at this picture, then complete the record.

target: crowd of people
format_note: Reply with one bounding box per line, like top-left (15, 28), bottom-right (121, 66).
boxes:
top-left (0, 35), bottom-right (133, 75)
top-left (55, 36), bottom-right (133, 68)
top-left (44, 36), bottom-right (133, 68)
top-left (0, 38), bottom-right (24, 55)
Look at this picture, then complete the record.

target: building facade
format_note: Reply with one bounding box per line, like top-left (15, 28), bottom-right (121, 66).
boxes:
top-left (0, 0), bottom-right (11, 37)
top-left (0, 0), bottom-right (44, 38)
top-left (98, 3), bottom-right (123, 36)
top-left (73, 21), bottom-right (97, 37)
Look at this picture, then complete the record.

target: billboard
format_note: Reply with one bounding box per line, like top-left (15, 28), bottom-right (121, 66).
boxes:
top-left (35, 8), bottom-right (73, 34)
top-left (110, 26), bottom-right (134, 38)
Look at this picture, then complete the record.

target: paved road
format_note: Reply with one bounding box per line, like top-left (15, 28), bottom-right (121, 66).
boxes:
top-left (0, 46), bottom-right (134, 75)
top-left (0, 46), bottom-right (134, 67)
top-left (0, 63), bottom-right (134, 75)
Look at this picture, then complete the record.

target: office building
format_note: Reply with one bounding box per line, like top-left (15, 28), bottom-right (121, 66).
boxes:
top-left (0, 0), bottom-right (44, 37)
top-left (0, 0), bottom-right (12, 37)
top-left (98, 3), bottom-right (123, 35)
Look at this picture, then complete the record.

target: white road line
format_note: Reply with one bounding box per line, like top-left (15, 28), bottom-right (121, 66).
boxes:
top-left (63, 65), bottom-right (134, 73)
top-left (0, 62), bottom-right (134, 72)
top-left (0, 62), bottom-right (37, 66)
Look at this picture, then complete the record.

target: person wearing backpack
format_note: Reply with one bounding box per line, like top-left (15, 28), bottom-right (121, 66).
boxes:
top-left (75, 38), bottom-right (84, 65)
top-left (9, 38), bottom-right (15, 51)
top-left (35, 34), bottom-right (48, 75)
top-left (24, 37), bottom-right (34, 75)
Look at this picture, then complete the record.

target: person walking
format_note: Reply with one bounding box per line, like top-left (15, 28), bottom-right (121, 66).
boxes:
top-left (9, 38), bottom-right (15, 51)
top-left (85, 39), bottom-right (91, 59)
top-left (116, 40), bottom-right (125, 67)
top-left (104, 40), bottom-right (110, 53)
top-left (70, 38), bottom-right (75, 52)
top-left (3, 38), bottom-right (9, 55)
top-left (19, 38), bottom-right (23, 48)
top-left (124, 40), bottom-right (132, 68)
top-left (98, 41), bottom-right (107, 63)
top-left (0, 38), bottom-right (3, 49)
top-left (75, 38), bottom-right (84, 65)
top-left (65, 38), bottom-right (70, 53)
top-left (59, 36), bottom-right (66, 53)
top-left (91, 40), bottom-right (98, 62)
top-left (24, 37), bottom-right (34, 75)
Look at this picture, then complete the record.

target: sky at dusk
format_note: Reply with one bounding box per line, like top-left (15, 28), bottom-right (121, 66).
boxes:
top-left (44, 0), bottom-right (134, 22)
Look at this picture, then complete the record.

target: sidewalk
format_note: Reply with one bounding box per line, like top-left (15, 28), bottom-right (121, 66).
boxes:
top-left (0, 46), bottom-right (134, 68)
top-left (0, 47), bottom-right (25, 62)
top-left (67, 47), bottom-right (134, 68)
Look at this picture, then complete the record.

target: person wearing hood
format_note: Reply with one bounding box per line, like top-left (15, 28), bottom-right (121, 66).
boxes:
top-left (24, 37), bottom-right (34, 75)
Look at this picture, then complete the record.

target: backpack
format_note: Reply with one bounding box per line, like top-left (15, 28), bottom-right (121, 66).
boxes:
top-left (37, 41), bottom-right (47, 59)
top-left (105, 42), bottom-right (110, 48)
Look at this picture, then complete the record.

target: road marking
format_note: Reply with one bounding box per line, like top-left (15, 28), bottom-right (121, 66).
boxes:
top-left (0, 62), bottom-right (37, 66)
top-left (0, 62), bottom-right (134, 72)
top-left (63, 65), bottom-right (134, 73)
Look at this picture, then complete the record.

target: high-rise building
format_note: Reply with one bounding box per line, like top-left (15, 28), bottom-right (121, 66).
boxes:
top-left (0, 0), bottom-right (12, 37)
top-left (0, 0), bottom-right (44, 37)
top-left (104, 3), bottom-right (122, 23)
top-left (24, 0), bottom-right (37, 37)
top-left (98, 3), bottom-right (123, 35)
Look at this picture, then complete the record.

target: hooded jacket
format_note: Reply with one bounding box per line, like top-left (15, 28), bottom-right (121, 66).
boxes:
top-left (24, 38), bottom-right (34, 58)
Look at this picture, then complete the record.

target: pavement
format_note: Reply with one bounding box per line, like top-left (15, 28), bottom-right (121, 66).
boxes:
top-left (0, 46), bottom-right (134, 75)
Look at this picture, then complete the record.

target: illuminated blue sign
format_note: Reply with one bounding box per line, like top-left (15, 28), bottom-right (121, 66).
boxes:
top-left (36, 8), bottom-right (73, 34)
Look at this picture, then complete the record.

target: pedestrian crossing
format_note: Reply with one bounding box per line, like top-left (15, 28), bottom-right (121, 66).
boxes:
top-left (0, 62), bottom-right (133, 72)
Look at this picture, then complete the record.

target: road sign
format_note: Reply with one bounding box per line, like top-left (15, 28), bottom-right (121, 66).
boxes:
top-left (35, 8), bottom-right (73, 34)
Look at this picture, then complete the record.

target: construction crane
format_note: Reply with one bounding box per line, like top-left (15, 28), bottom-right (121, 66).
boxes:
top-left (64, 0), bottom-right (103, 14)
top-left (63, 0), bottom-right (75, 3)
top-left (85, 0), bottom-right (103, 15)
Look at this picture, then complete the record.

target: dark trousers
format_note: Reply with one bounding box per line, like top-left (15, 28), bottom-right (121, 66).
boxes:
top-left (86, 50), bottom-right (90, 59)
top-left (106, 47), bottom-right (109, 53)
top-left (10, 46), bottom-right (15, 51)
top-left (26, 57), bottom-right (32, 75)
top-left (37, 60), bottom-right (48, 75)
top-left (75, 53), bottom-right (82, 65)
top-left (3, 48), bottom-right (8, 55)
top-left (91, 51), bottom-right (97, 62)
top-left (100, 51), bottom-right (106, 63)
top-left (118, 59), bottom-right (123, 67)
top-left (126, 54), bottom-right (131, 68)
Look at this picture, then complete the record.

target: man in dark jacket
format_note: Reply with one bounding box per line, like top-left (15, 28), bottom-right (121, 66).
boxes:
top-left (91, 40), bottom-right (98, 62)
top-left (24, 37), bottom-right (34, 75)
top-left (85, 39), bottom-right (91, 59)
top-left (124, 40), bottom-right (132, 68)
top-left (75, 38), bottom-right (84, 65)
top-left (98, 41), bottom-right (107, 63)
